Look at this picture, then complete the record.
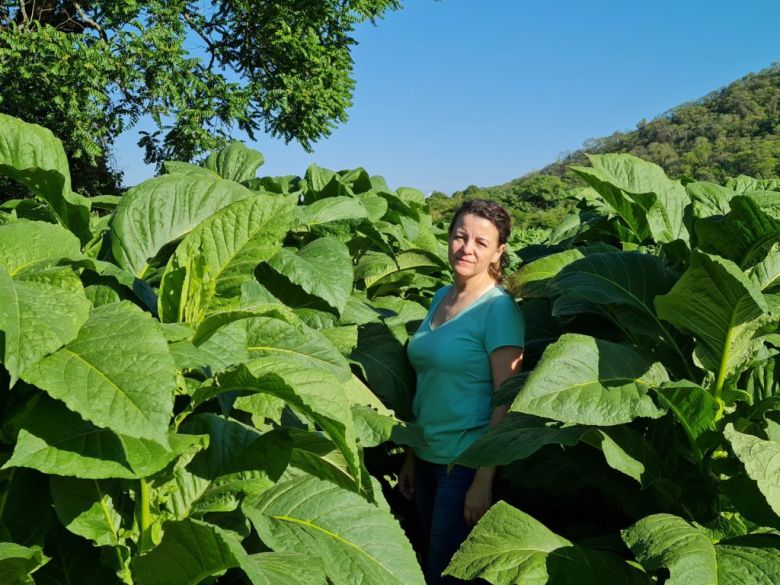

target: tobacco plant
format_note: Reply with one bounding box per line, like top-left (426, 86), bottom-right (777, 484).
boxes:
top-left (0, 114), bottom-right (446, 584)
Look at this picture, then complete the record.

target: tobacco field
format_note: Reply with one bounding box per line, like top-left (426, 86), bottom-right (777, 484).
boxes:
top-left (0, 113), bottom-right (779, 584)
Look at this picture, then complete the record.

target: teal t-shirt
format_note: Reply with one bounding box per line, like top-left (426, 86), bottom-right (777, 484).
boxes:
top-left (407, 285), bottom-right (525, 464)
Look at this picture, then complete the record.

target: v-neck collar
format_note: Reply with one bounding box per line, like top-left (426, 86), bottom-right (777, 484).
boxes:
top-left (427, 284), bottom-right (498, 331)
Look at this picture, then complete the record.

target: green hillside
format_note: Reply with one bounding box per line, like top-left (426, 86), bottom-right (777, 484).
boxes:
top-left (430, 63), bottom-right (780, 231)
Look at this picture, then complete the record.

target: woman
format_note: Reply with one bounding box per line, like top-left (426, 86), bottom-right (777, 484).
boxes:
top-left (400, 199), bottom-right (525, 584)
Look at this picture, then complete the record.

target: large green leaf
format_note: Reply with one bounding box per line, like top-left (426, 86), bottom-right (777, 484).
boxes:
top-left (337, 167), bottom-right (372, 193)
top-left (696, 196), bottom-right (780, 267)
top-left (0, 220), bottom-right (82, 276)
top-left (727, 176), bottom-right (780, 193)
top-left (351, 322), bottom-right (415, 418)
top-left (340, 294), bottom-right (383, 325)
top-left (22, 302), bottom-right (176, 444)
top-left (244, 475), bottom-right (425, 585)
top-left (344, 373), bottom-right (393, 414)
top-left (724, 424), bottom-right (780, 516)
top-left (370, 296), bottom-right (428, 343)
top-left (0, 265), bottom-right (90, 384)
top-left (655, 381), bottom-right (718, 457)
top-left (4, 395), bottom-right (205, 479)
top-left (287, 429), bottom-right (364, 495)
top-left (67, 257), bottom-right (158, 313)
top-left (553, 252), bottom-right (675, 310)
top-left (162, 161), bottom-right (218, 177)
top-left (195, 309), bottom-right (351, 380)
top-left (217, 360), bottom-right (359, 482)
top-left (354, 249), bottom-right (445, 289)
top-left (0, 542), bottom-right (49, 585)
top-left (242, 312), bottom-right (351, 380)
top-left (623, 513), bottom-right (780, 585)
top-left (132, 518), bottom-right (282, 585)
top-left (300, 196), bottom-right (369, 227)
top-left (158, 194), bottom-right (294, 323)
top-left (510, 249), bottom-right (590, 298)
top-left (686, 181), bottom-right (735, 217)
top-left (50, 477), bottom-right (128, 547)
top-left (552, 251), bottom-right (680, 343)
top-left (595, 153), bottom-right (690, 243)
top-left (265, 237), bottom-right (353, 314)
top-left (357, 192), bottom-right (389, 222)
top-left (111, 174), bottom-right (256, 277)
top-left (511, 334), bottom-right (667, 425)
top-left (351, 405), bottom-right (422, 449)
top-left (509, 244), bottom-right (618, 298)
top-left (748, 242), bottom-right (780, 293)
top-left (742, 351), bottom-right (780, 402)
top-left (574, 154), bottom-right (690, 243)
top-left (377, 190), bottom-right (420, 222)
top-left (445, 501), bottom-right (650, 584)
top-left (743, 192), bottom-right (780, 220)
top-left (0, 114), bottom-right (91, 243)
top-left (204, 142), bottom-right (264, 183)
top-left (304, 164), bottom-right (338, 198)
top-left (248, 552), bottom-right (327, 585)
top-left (164, 415), bottom-right (290, 517)
top-left (622, 514), bottom-right (716, 585)
top-left (656, 251), bottom-right (770, 385)
top-left (585, 426), bottom-right (664, 486)
top-left (455, 414), bottom-right (588, 468)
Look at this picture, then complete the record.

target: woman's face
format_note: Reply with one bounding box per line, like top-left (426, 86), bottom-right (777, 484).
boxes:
top-left (448, 212), bottom-right (505, 281)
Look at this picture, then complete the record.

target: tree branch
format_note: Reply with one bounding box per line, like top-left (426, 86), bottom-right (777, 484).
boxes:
top-left (18, 0), bottom-right (30, 25)
top-left (183, 10), bottom-right (217, 70)
top-left (72, 1), bottom-right (107, 40)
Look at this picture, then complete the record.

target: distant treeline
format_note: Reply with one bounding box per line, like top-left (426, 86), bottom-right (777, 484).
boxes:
top-left (431, 63), bottom-right (780, 230)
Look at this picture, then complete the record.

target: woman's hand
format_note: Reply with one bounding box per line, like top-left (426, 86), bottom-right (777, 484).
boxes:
top-left (464, 472), bottom-right (492, 526)
top-left (399, 451), bottom-right (415, 500)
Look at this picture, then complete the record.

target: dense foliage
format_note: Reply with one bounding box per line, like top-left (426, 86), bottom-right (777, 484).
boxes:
top-left (0, 0), bottom-right (400, 195)
top-left (434, 64), bottom-right (780, 233)
top-left (2, 112), bottom-right (780, 584)
top-left (0, 113), bottom-right (447, 584)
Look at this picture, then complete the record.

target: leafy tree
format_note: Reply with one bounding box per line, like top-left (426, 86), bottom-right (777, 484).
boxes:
top-left (0, 0), bottom-right (401, 195)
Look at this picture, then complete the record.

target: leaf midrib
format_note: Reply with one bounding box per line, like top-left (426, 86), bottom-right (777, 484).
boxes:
top-left (271, 513), bottom-right (406, 582)
top-left (58, 347), bottom-right (162, 436)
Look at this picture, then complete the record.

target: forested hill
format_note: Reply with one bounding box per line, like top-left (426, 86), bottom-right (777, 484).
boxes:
top-left (429, 63), bottom-right (780, 230)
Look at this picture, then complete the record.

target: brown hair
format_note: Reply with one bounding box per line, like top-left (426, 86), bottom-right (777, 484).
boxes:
top-left (448, 199), bottom-right (512, 283)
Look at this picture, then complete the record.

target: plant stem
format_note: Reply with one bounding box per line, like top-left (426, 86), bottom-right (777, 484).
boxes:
top-left (138, 478), bottom-right (152, 552)
top-left (0, 468), bottom-right (14, 520)
top-left (713, 321), bottom-right (736, 412)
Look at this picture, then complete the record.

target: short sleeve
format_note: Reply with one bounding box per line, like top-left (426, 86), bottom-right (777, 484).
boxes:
top-left (483, 293), bottom-right (525, 354)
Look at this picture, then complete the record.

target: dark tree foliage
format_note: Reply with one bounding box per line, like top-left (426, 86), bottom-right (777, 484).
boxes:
top-left (0, 0), bottom-right (400, 195)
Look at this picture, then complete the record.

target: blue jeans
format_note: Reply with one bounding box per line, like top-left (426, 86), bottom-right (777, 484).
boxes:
top-left (414, 458), bottom-right (477, 584)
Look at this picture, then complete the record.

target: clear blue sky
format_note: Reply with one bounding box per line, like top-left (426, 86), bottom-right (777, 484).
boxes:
top-left (113, 0), bottom-right (780, 194)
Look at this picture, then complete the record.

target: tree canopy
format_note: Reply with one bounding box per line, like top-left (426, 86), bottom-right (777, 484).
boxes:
top-left (0, 0), bottom-right (400, 194)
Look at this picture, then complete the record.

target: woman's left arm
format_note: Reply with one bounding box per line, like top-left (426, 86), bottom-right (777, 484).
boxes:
top-left (463, 345), bottom-right (524, 526)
